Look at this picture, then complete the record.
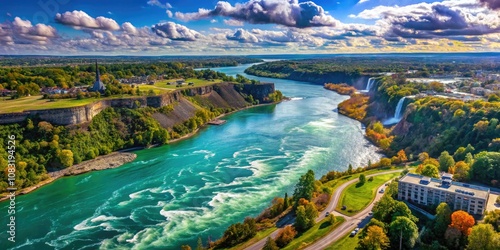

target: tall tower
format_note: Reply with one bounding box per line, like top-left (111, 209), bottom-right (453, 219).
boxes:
top-left (91, 60), bottom-right (106, 93)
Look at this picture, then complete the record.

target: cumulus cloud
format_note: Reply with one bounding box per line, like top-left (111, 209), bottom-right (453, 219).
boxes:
top-left (151, 22), bottom-right (202, 41)
top-left (224, 19), bottom-right (244, 26)
top-left (351, 1), bottom-right (500, 41)
top-left (479, 0), bottom-right (500, 10)
top-left (0, 17), bottom-right (57, 45)
top-left (227, 28), bottom-right (259, 42)
top-left (175, 0), bottom-right (338, 28)
top-left (55, 10), bottom-right (120, 31)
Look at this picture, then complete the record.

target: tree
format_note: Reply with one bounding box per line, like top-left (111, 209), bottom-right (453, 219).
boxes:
top-left (328, 214), bottom-right (336, 225)
top-left (470, 152), bottom-right (500, 186)
top-left (263, 237), bottom-right (279, 250)
top-left (380, 158), bottom-right (391, 167)
top-left (467, 224), bottom-right (500, 250)
top-left (444, 227), bottom-right (462, 249)
top-left (181, 245), bottom-right (192, 250)
top-left (373, 195), bottom-right (396, 224)
top-left (434, 203), bottom-right (452, 237)
top-left (359, 174), bottom-right (367, 185)
top-left (484, 209), bottom-right (500, 231)
top-left (275, 225), bottom-right (297, 247)
top-left (357, 225), bottom-right (390, 250)
top-left (305, 203), bottom-right (318, 229)
top-left (348, 164), bottom-right (353, 174)
top-left (196, 236), bottom-right (203, 250)
top-left (438, 151), bottom-right (455, 172)
top-left (419, 152), bottom-right (430, 162)
top-left (388, 217), bottom-right (419, 249)
top-left (396, 150), bottom-right (408, 163)
top-left (59, 149), bottom-right (74, 168)
top-left (284, 192), bottom-right (289, 210)
top-left (392, 201), bottom-right (417, 223)
top-left (450, 210), bottom-right (475, 236)
top-left (421, 164), bottom-right (439, 178)
top-left (453, 161), bottom-right (470, 181)
top-left (295, 205), bottom-right (308, 232)
top-left (293, 170), bottom-right (315, 207)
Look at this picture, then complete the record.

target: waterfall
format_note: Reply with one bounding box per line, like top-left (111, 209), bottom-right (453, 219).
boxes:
top-left (394, 97), bottom-right (407, 119)
top-left (365, 78), bottom-right (375, 91)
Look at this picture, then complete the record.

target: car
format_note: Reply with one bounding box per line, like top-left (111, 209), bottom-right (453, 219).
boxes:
top-left (341, 205), bottom-right (347, 210)
top-left (350, 230), bottom-right (357, 237)
top-left (385, 183), bottom-right (389, 186)
top-left (379, 188), bottom-right (385, 193)
top-left (355, 228), bottom-right (360, 233)
top-left (368, 212), bottom-right (373, 216)
top-left (325, 212), bottom-right (330, 217)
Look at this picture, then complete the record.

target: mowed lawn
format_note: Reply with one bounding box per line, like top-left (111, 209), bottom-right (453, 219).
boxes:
top-left (282, 217), bottom-right (345, 250)
top-left (335, 172), bottom-right (399, 216)
top-left (154, 78), bottom-right (222, 90)
top-left (0, 95), bottom-right (99, 113)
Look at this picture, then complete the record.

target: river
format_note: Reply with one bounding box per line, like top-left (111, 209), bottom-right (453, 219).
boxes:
top-left (1, 64), bottom-right (382, 249)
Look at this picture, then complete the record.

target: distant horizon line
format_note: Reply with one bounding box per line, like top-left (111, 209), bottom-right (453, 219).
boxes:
top-left (3, 51), bottom-right (500, 58)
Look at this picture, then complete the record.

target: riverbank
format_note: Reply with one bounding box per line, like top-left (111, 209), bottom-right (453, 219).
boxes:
top-left (0, 152), bottom-right (137, 202)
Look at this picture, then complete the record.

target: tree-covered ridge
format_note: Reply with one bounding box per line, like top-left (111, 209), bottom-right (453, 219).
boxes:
top-left (0, 56), bottom-right (262, 67)
top-left (244, 56), bottom-right (500, 81)
top-left (394, 97), bottom-right (500, 156)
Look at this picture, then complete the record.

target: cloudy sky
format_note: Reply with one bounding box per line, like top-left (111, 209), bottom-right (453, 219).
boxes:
top-left (1, 0), bottom-right (500, 55)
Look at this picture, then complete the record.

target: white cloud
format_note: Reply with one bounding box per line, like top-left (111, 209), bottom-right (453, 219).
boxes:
top-left (55, 10), bottom-right (120, 31)
top-left (151, 22), bottom-right (202, 41)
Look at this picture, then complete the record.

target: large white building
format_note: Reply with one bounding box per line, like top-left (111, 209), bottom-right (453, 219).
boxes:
top-left (398, 173), bottom-right (490, 215)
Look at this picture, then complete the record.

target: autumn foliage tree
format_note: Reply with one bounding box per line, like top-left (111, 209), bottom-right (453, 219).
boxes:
top-left (275, 225), bottom-right (297, 248)
top-left (449, 210), bottom-right (475, 236)
top-left (357, 225), bottom-right (390, 250)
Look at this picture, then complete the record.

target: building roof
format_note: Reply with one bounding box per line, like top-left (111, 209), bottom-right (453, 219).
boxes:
top-left (400, 173), bottom-right (490, 200)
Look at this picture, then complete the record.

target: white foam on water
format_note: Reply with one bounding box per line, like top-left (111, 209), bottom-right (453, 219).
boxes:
top-left (76, 175), bottom-right (92, 185)
top-left (306, 117), bottom-right (337, 130)
top-left (90, 215), bottom-right (121, 223)
top-left (289, 97), bottom-right (304, 101)
top-left (193, 150), bottom-right (215, 159)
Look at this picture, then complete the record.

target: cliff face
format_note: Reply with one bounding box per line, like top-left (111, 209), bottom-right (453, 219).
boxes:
top-left (0, 83), bottom-right (276, 126)
top-left (242, 83), bottom-right (275, 103)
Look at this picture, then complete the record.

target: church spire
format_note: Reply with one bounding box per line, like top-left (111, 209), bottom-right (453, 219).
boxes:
top-left (95, 60), bottom-right (100, 83)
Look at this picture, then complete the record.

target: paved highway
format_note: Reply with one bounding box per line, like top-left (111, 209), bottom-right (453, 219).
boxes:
top-left (244, 170), bottom-right (403, 250)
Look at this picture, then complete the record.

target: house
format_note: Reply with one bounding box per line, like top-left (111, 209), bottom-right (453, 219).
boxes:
top-left (398, 173), bottom-right (490, 215)
top-left (0, 89), bottom-right (12, 96)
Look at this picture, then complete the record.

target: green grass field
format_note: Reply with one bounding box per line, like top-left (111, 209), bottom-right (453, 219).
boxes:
top-left (0, 95), bottom-right (101, 113)
top-left (282, 217), bottom-right (346, 250)
top-left (335, 173), bottom-right (399, 216)
top-left (227, 227), bottom-right (277, 250)
top-left (324, 229), bottom-right (362, 250)
top-left (153, 78), bottom-right (222, 89)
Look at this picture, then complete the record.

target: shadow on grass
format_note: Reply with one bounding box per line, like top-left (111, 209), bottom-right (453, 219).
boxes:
top-left (355, 182), bottom-right (365, 188)
top-left (319, 221), bottom-right (331, 229)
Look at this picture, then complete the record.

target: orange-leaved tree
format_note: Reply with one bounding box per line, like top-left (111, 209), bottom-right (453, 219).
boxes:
top-left (449, 210), bottom-right (475, 236)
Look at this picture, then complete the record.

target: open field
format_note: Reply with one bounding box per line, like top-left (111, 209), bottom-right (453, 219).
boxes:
top-left (154, 78), bottom-right (222, 89)
top-left (335, 172), bottom-right (400, 216)
top-left (0, 95), bottom-right (102, 113)
top-left (282, 217), bottom-right (345, 250)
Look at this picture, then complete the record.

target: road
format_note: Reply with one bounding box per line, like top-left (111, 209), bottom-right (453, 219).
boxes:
top-left (244, 169), bottom-right (403, 250)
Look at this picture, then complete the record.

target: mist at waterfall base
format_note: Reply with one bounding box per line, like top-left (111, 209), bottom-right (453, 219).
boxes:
top-left (383, 97), bottom-right (407, 125)
top-left (0, 64), bottom-right (383, 249)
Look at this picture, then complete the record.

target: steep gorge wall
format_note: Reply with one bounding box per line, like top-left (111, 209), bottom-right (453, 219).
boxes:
top-left (0, 83), bottom-right (275, 126)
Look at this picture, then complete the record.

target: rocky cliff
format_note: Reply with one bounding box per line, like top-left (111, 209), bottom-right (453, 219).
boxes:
top-left (0, 82), bottom-right (276, 126)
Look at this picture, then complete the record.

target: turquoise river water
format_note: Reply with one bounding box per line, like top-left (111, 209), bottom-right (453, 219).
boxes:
top-left (1, 64), bottom-right (382, 249)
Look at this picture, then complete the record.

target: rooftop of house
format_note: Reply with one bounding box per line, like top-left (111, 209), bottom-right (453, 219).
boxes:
top-left (399, 173), bottom-right (490, 200)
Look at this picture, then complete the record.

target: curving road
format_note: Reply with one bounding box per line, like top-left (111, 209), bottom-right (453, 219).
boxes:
top-left (244, 169), bottom-right (403, 250)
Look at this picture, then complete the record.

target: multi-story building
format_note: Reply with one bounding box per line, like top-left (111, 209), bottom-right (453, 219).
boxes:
top-left (398, 173), bottom-right (490, 215)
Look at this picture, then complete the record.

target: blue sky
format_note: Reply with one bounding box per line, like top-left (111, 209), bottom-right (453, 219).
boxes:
top-left (1, 0), bottom-right (500, 55)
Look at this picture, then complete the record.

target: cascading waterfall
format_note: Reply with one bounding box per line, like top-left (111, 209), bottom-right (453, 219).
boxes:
top-left (394, 97), bottom-right (407, 119)
top-left (365, 78), bottom-right (375, 91)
